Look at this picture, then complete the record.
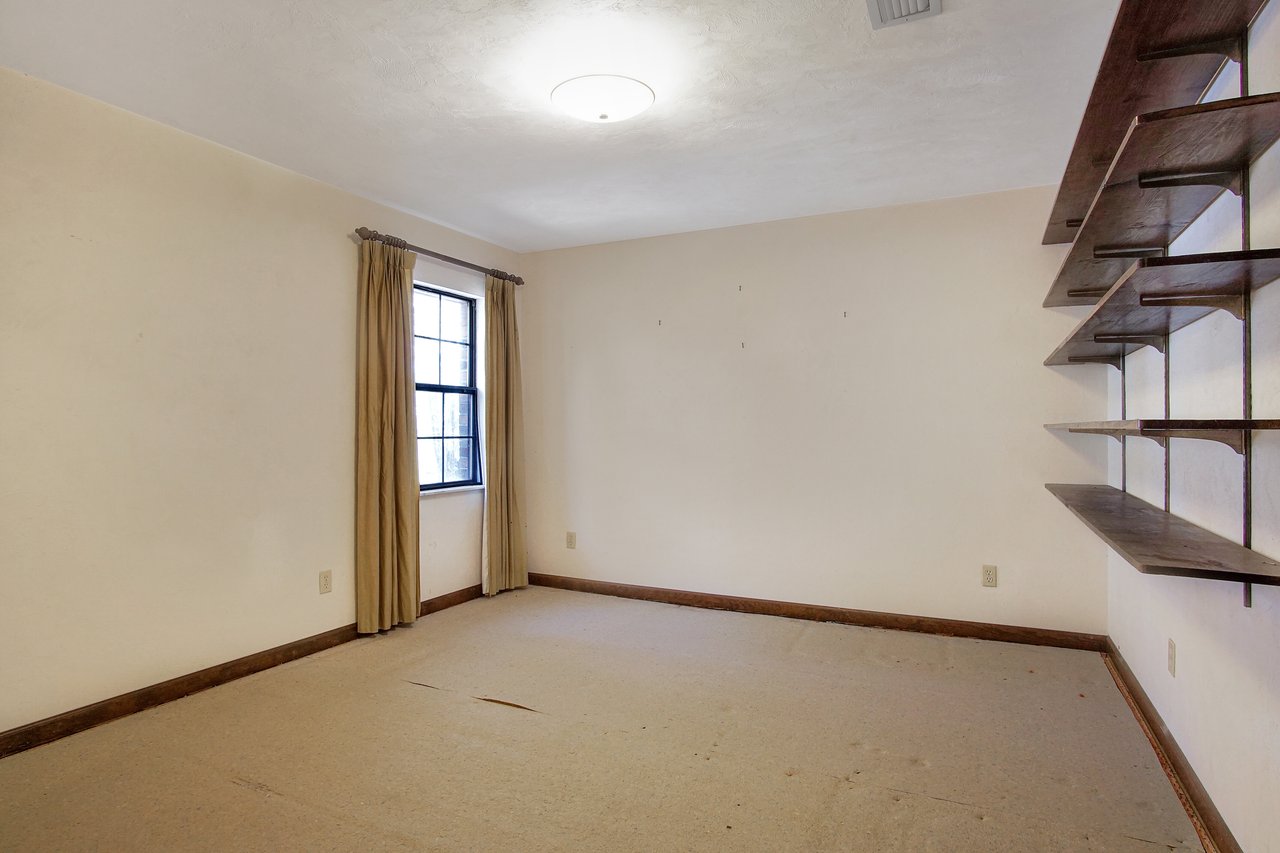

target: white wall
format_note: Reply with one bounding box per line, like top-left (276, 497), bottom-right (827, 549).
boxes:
top-left (519, 186), bottom-right (1109, 634)
top-left (0, 68), bottom-right (508, 732)
top-left (1102, 5), bottom-right (1280, 851)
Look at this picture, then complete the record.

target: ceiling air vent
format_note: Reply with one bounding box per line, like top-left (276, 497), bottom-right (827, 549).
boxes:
top-left (866, 0), bottom-right (941, 29)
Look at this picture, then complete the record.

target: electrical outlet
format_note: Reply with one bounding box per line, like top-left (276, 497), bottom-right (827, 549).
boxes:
top-left (1168, 638), bottom-right (1176, 677)
top-left (566, 531), bottom-right (577, 549)
top-left (319, 570), bottom-right (333, 595)
top-left (982, 565), bottom-right (998, 588)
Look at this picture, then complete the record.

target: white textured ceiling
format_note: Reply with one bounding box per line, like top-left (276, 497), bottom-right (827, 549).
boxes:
top-left (0, 0), bottom-right (1119, 252)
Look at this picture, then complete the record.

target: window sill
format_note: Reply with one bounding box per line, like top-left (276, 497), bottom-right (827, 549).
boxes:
top-left (420, 484), bottom-right (485, 498)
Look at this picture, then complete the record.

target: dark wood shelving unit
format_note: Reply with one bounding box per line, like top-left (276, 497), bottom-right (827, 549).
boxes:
top-left (1040, 0), bottom-right (1280, 615)
top-left (1047, 484), bottom-right (1280, 585)
top-left (1042, 0), bottom-right (1267, 245)
top-left (1045, 249), bottom-right (1280, 365)
top-left (1046, 419), bottom-right (1280, 454)
top-left (1044, 93), bottom-right (1280, 308)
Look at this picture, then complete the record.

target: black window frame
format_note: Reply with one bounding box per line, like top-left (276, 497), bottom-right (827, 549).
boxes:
top-left (413, 284), bottom-right (482, 492)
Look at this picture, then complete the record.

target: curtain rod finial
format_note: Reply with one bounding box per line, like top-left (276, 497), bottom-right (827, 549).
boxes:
top-left (489, 269), bottom-right (525, 286)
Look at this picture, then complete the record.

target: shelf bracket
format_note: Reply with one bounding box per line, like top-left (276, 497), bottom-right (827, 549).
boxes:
top-left (1146, 429), bottom-right (1247, 454)
top-left (1138, 292), bottom-right (1246, 320)
top-left (1137, 35), bottom-right (1244, 64)
top-left (1062, 427), bottom-right (1244, 453)
top-left (1067, 287), bottom-right (1111, 300)
top-left (1138, 169), bottom-right (1243, 196)
top-left (1094, 333), bottom-right (1167, 353)
top-left (1093, 246), bottom-right (1168, 260)
top-left (1064, 427), bottom-right (1134, 443)
top-left (1067, 355), bottom-right (1125, 370)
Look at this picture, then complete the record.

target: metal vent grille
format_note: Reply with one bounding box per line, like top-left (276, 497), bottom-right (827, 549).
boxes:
top-left (866, 0), bottom-right (941, 29)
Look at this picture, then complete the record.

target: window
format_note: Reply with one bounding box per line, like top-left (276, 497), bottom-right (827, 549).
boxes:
top-left (413, 286), bottom-right (481, 491)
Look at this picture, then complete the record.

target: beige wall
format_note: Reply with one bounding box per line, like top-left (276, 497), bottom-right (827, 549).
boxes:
top-left (1102, 5), bottom-right (1280, 851)
top-left (0, 68), bottom-right (506, 732)
top-left (518, 186), bottom-right (1110, 633)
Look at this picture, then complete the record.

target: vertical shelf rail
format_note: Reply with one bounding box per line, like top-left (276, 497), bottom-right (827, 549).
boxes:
top-left (1122, 357), bottom-right (1128, 492)
top-left (1240, 31), bottom-right (1253, 607)
top-left (1163, 331), bottom-right (1171, 511)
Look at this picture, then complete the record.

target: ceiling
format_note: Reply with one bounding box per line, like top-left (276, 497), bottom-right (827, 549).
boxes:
top-left (0, 0), bottom-right (1119, 252)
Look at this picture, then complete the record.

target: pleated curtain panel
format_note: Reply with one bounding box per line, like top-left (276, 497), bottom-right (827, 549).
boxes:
top-left (482, 275), bottom-right (529, 595)
top-left (355, 236), bottom-right (421, 633)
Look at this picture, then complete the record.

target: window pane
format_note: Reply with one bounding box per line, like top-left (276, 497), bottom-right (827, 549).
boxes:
top-left (444, 393), bottom-right (472, 437)
top-left (440, 341), bottom-right (470, 386)
top-left (444, 438), bottom-right (472, 482)
top-left (416, 391), bottom-right (444, 437)
top-left (413, 290), bottom-right (440, 339)
top-left (417, 439), bottom-right (443, 486)
top-left (440, 296), bottom-right (470, 343)
top-left (413, 338), bottom-right (439, 385)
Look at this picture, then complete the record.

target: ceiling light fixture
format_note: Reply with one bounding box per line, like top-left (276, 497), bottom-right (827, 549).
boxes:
top-left (550, 75), bottom-right (655, 123)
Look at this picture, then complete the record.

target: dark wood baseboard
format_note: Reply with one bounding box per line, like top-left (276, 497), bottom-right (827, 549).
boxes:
top-left (1103, 638), bottom-right (1241, 853)
top-left (0, 623), bottom-right (357, 760)
top-left (0, 585), bottom-right (484, 760)
top-left (528, 573), bottom-right (1108, 651)
top-left (420, 583), bottom-right (483, 616)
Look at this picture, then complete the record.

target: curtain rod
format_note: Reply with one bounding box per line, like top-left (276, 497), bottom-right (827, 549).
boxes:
top-left (354, 227), bottom-right (524, 285)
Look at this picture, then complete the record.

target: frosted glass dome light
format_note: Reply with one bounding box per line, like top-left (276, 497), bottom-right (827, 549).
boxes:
top-left (550, 75), bottom-right (655, 123)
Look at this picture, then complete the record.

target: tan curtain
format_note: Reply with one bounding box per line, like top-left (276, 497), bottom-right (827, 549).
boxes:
top-left (482, 275), bottom-right (528, 595)
top-left (355, 237), bottom-right (420, 632)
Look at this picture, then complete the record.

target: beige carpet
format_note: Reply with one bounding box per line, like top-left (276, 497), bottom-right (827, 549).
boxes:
top-left (0, 587), bottom-right (1197, 851)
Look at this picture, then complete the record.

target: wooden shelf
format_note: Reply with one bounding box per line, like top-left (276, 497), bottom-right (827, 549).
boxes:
top-left (1047, 484), bottom-right (1280, 585)
top-left (1044, 94), bottom-right (1280, 308)
top-left (1045, 249), bottom-right (1280, 365)
top-left (1042, 0), bottom-right (1266, 245)
top-left (1046, 419), bottom-right (1280, 454)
